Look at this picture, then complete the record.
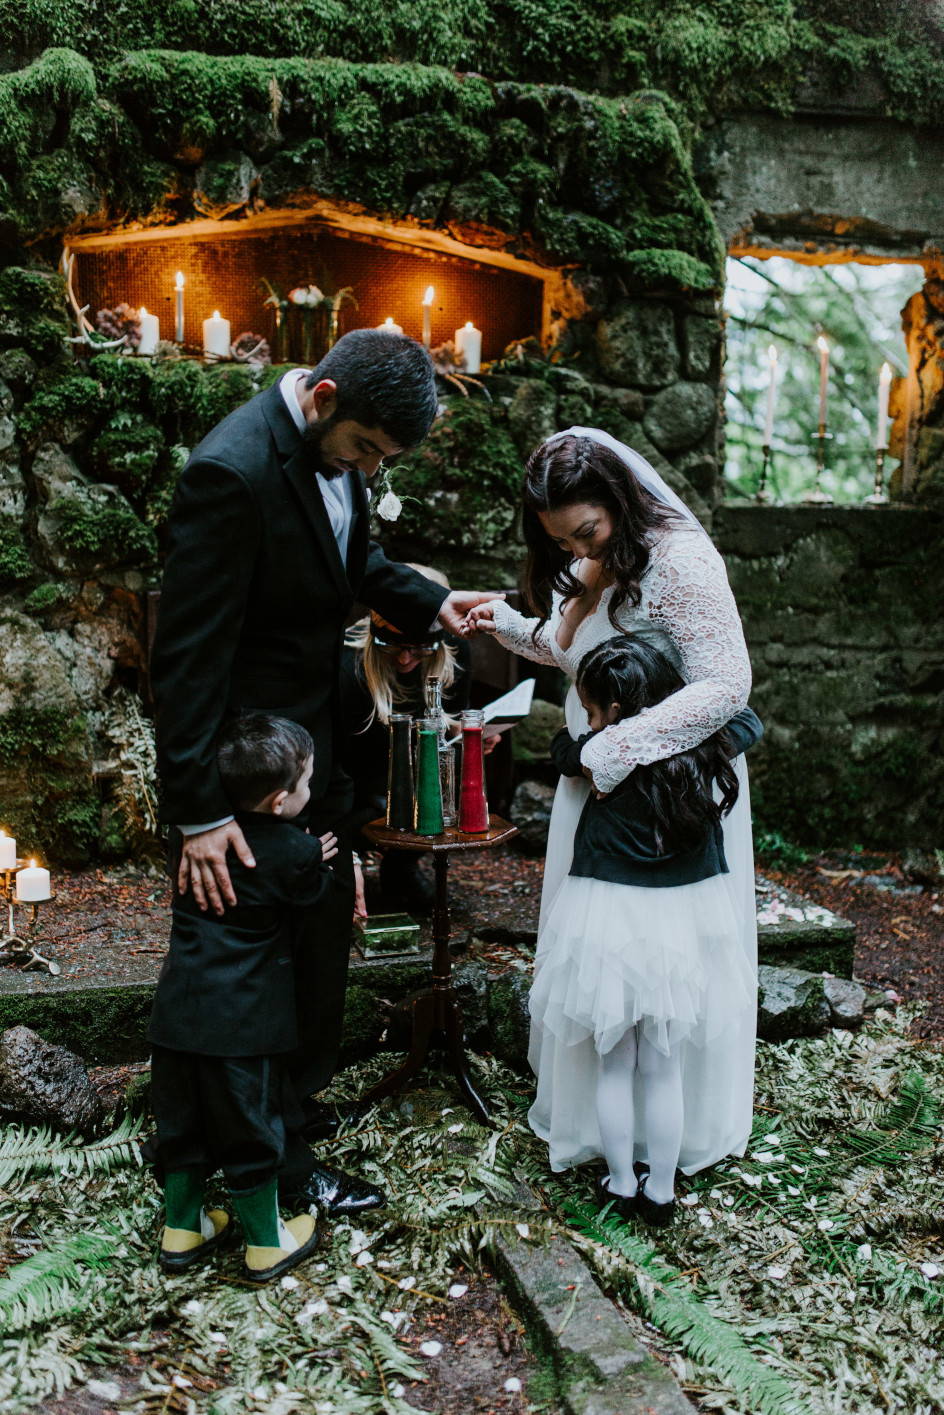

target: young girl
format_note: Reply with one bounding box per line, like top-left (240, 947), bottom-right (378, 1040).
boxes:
top-left (533, 636), bottom-right (762, 1226)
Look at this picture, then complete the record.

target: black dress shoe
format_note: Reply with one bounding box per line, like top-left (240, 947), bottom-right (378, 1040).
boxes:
top-left (281, 1162), bottom-right (387, 1216)
top-left (595, 1175), bottom-right (637, 1221)
top-left (300, 1101), bottom-right (362, 1142)
top-left (635, 1177), bottom-right (675, 1228)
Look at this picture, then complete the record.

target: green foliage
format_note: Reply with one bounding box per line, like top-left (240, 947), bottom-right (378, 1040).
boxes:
top-left (393, 393), bottom-right (524, 551)
top-left (753, 825), bottom-right (815, 870)
top-left (89, 413), bottom-right (165, 490)
top-left (0, 516), bottom-right (34, 583)
top-left (0, 265), bottom-right (71, 358)
top-left (23, 580), bottom-right (64, 612)
top-left (0, 705), bottom-right (81, 764)
top-left (569, 1203), bottom-right (811, 1415)
top-left (53, 494), bottom-right (157, 561)
top-left (18, 374), bottom-right (103, 442)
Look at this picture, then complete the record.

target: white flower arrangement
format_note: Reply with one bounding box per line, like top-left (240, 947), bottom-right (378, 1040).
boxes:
top-left (372, 465), bottom-right (419, 524)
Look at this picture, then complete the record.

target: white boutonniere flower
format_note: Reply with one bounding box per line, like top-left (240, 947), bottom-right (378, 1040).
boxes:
top-left (377, 489), bottom-right (402, 521)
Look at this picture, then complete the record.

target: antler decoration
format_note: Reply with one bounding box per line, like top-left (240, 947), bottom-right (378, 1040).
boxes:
top-left (61, 247), bottom-right (130, 351)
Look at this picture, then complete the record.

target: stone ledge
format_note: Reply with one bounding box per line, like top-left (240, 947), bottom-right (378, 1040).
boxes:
top-left (495, 1230), bottom-right (694, 1415)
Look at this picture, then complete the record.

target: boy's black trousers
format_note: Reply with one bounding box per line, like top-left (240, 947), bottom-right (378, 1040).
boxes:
top-left (150, 1047), bottom-right (304, 1194)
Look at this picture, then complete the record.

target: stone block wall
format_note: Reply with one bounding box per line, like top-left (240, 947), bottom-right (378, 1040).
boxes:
top-left (714, 504), bottom-right (944, 848)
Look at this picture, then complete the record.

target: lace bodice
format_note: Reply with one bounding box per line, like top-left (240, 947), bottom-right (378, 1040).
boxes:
top-left (492, 526), bottom-right (751, 793)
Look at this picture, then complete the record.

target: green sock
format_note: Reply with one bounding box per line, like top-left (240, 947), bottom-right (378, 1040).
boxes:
top-left (164, 1168), bottom-right (206, 1233)
top-left (230, 1180), bottom-right (281, 1248)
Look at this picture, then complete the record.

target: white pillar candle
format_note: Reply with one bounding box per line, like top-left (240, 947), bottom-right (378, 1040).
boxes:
top-left (817, 335), bottom-right (829, 427)
top-left (763, 344), bottom-right (778, 445)
top-left (0, 830), bottom-right (16, 870)
top-left (877, 362), bottom-right (892, 448)
top-left (16, 859), bottom-right (50, 901)
top-left (138, 307), bottom-right (159, 356)
top-left (378, 317), bottom-right (404, 335)
top-left (203, 310), bottom-right (231, 359)
top-left (455, 321), bottom-right (482, 374)
top-left (174, 271), bottom-right (185, 343)
top-left (422, 286), bottom-right (434, 349)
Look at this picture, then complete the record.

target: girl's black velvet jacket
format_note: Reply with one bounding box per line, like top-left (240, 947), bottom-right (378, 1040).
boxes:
top-left (148, 812), bottom-right (340, 1057)
top-left (551, 708), bottom-right (763, 889)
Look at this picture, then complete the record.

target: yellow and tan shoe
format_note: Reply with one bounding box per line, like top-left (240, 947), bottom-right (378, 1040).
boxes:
top-left (244, 1213), bottom-right (320, 1284)
top-left (159, 1208), bottom-right (230, 1274)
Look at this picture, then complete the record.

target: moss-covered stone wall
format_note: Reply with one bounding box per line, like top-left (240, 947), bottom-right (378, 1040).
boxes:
top-left (714, 503), bottom-right (944, 849)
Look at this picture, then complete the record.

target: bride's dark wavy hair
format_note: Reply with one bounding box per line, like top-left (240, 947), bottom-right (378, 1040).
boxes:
top-left (576, 636), bottom-right (740, 855)
top-left (521, 434), bottom-right (681, 632)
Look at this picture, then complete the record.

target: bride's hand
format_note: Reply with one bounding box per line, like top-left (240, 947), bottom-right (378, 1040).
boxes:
top-left (463, 603), bottom-right (498, 635)
top-left (576, 555), bottom-right (605, 591)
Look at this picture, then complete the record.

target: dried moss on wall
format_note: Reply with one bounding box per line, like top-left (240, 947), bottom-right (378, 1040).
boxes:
top-left (3, 0), bottom-right (942, 127)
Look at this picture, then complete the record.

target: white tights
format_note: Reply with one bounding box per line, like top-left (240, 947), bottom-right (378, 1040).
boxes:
top-left (596, 1024), bottom-right (684, 1205)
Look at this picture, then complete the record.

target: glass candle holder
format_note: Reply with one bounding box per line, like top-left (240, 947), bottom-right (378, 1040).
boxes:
top-left (414, 718), bottom-right (444, 835)
top-left (458, 709), bottom-right (489, 833)
top-left (439, 741), bottom-right (457, 828)
top-left (386, 713), bottom-right (414, 830)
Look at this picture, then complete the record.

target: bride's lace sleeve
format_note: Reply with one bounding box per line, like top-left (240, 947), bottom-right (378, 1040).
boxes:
top-left (489, 597), bottom-right (559, 666)
top-left (580, 533), bottom-right (752, 793)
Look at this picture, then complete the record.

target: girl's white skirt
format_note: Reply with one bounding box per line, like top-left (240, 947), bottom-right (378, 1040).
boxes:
top-left (527, 686), bottom-right (759, 1177)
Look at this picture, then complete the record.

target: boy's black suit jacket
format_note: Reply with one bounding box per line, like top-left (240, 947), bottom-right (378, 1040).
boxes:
top-left (150, 379), bottom-right (448, 826)
top-left (148, 813), bottom-right (340, 1057)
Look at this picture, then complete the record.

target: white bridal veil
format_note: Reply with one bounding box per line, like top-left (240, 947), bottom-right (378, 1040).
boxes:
top-left (549, 425), bottom-right (709, 536)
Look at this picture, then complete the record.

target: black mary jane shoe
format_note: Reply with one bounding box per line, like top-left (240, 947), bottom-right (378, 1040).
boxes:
top-left (282, 1162), bottom-right (387, 1216)
top-left (594, 1175), bottom-right (638, 1221)
top-left (300, 1100), bottom-right (363, 1143)
top-left (635, 1177), bottom-right (676, 1229)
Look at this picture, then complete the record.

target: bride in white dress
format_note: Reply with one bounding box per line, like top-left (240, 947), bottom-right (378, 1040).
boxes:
top-left (468, 428), bottom-right (757, 1189)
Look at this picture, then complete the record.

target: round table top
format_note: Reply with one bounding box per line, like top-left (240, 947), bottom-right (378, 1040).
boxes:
top-left (364, 814), bottom-right (517, 854)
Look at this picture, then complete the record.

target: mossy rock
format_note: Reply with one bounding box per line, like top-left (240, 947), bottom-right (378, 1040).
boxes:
top-left (394, 394), bottom-right (524, 555)
top-left (89, 414), bottom-right (166, 492)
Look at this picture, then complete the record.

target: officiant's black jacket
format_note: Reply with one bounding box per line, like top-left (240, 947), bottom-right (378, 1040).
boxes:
top-left (148, 812), bottom-right (340, 1056)
top-left (552, 708), bottom-right (763, 888)
top-left (150, 380), bottom-right (449, 825)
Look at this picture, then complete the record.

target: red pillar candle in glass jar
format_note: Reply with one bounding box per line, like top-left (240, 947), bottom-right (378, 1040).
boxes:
top-left (458, 709), bottom-right (489, 833)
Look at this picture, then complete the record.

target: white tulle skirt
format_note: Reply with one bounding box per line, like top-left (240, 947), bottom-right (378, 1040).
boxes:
top-left (527, 684), bottom-right (758, 1176)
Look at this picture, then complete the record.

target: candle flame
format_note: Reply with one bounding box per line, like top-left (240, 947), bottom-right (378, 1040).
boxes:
top-left (423, 285), bottom-right (435, 305)
top-left (817, 335), bottom-right (829, 353)
top-left (465, 321), bottom-right (474, 330)
top-left (384, 317), bottom-right (394, 326)
top-left (213, 310), bottom-right (220, 320)
top-left (0, 830), bottom-right (5, 838)
top-left (140, 306), bottom-right (148, 317)
top-left (29, 858), bottom-right (35, 869)
top-left (881, 361), bottom-right (891, 378)
top-left (175, 271), bottom-right (184, 289)
top-left (768, 344), bottom-right (778, 364)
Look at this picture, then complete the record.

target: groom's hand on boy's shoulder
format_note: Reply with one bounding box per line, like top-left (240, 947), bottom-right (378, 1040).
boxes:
top-left (438, 590), bottom-right (505, 638)
top-left (179, 821), bottom-right (256, 915)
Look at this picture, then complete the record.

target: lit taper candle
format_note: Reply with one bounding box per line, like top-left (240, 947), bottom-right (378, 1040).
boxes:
top-left (876, 362), bottom-right (891, 449)
top-left (422, 285), bottom-right (434, 350)
top-left (174, 271), bottom-right (185, 343)
top-left (817, 335), bottom-right (829, 427)
top-left (763, 344), bottom-right (778, 445)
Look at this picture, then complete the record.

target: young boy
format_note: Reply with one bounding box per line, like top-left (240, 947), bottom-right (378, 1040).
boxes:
top-left (149, 713), bottom-right (341, 1283)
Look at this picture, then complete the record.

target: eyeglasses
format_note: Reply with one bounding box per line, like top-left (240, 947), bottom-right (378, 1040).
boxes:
top-left (372, 633), bottom-right (442, 658)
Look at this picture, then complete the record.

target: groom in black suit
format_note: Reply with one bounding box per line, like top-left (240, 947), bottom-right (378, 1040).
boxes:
top-left (150, 330), bottom-right (498, 1214)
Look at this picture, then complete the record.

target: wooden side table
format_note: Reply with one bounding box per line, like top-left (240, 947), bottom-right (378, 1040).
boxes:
top-left (360, 815), bottom-right (518, 1126)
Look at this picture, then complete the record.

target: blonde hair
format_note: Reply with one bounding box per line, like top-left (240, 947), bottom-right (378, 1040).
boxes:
top-left (345, 564), bottom-right (459, 729)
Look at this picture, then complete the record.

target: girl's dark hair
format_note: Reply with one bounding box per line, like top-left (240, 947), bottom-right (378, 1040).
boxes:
top-left (521, 434), bottom-right (681, 633)
top-left (305, 329), bottom-right (437, 447)
top-left (576, 637), bottom-right (739, 854)
top-left (218, 713), bottom-right (314, 811)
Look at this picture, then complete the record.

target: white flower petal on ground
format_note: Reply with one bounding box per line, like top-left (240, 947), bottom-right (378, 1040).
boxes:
top-left (856, 1243), bottom-right (872, 1261)
top-left (280, 1275), bottom-right (300, 1290)
top-left (813, 1147), bottom-right (830, 1157)
top-left (767, 1266), bottom-right (787, 1281)
top-left (182, 1299), bottom-right (203, 1317)
top-left (709, 1189), bottom-right (723, 1199)
top-left (448, 1283), bottom-right (469, 1298)
top-left (818, 1219), bottom-right (834, 1231)
top-left (788, 1186), bottom-right (801, 1196)
top-left (447, 1123), bottom-right (463, 1133)
top-left (208, 1332), bottom-right (227, 1344)
top-left (680, 1193), bottom-right (700, 1206)
top-left (398, 1276), bottom-right (416, 1290)
top-left (723, 1196), bottom-right (735, 1207)
top-left (336, 1275), bottom-right (353, 1292)
top-left (920, 1262), bottom-right (940, 1279)
top-left (87, 1381), bottom-right (122, 1402)
top-left (420, 1340), bottom-right (443, 1357)
top-left (356, 1249), bottom-right (374, 1266)
top-left (753, 1151), bottom-right (775, 1163)
top-left (767, 1175), bottom-right (782, 1186)
top-left (392, 1385), bottom-right (405, 1399)
top-left (515, 1223), bottom-right (530, 1238)
top-left (504, 1377), bottom-right (523, 1392)
top-left (349, 1229), bottom-right (369, 1254)
top-left (172, 1375), bottom-right (193, 1389)
top-left (697, 1212), bottom-right (714, 1229)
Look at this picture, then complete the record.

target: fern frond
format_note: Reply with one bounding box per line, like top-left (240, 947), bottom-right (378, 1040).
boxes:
top-left (567, 1202), bottom-right (812, 1415)
top-left (0, 1112), bottom-right (143, 1185)
top-left (0, 1233), bottom-right (118, 1330)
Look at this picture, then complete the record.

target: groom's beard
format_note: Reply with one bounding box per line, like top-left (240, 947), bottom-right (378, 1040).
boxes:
top-left (302, 413), bottom-right (347, 480)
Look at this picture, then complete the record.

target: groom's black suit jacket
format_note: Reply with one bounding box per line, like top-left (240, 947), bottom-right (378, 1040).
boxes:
top-left (150, 379), bottom-right (448, 826)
